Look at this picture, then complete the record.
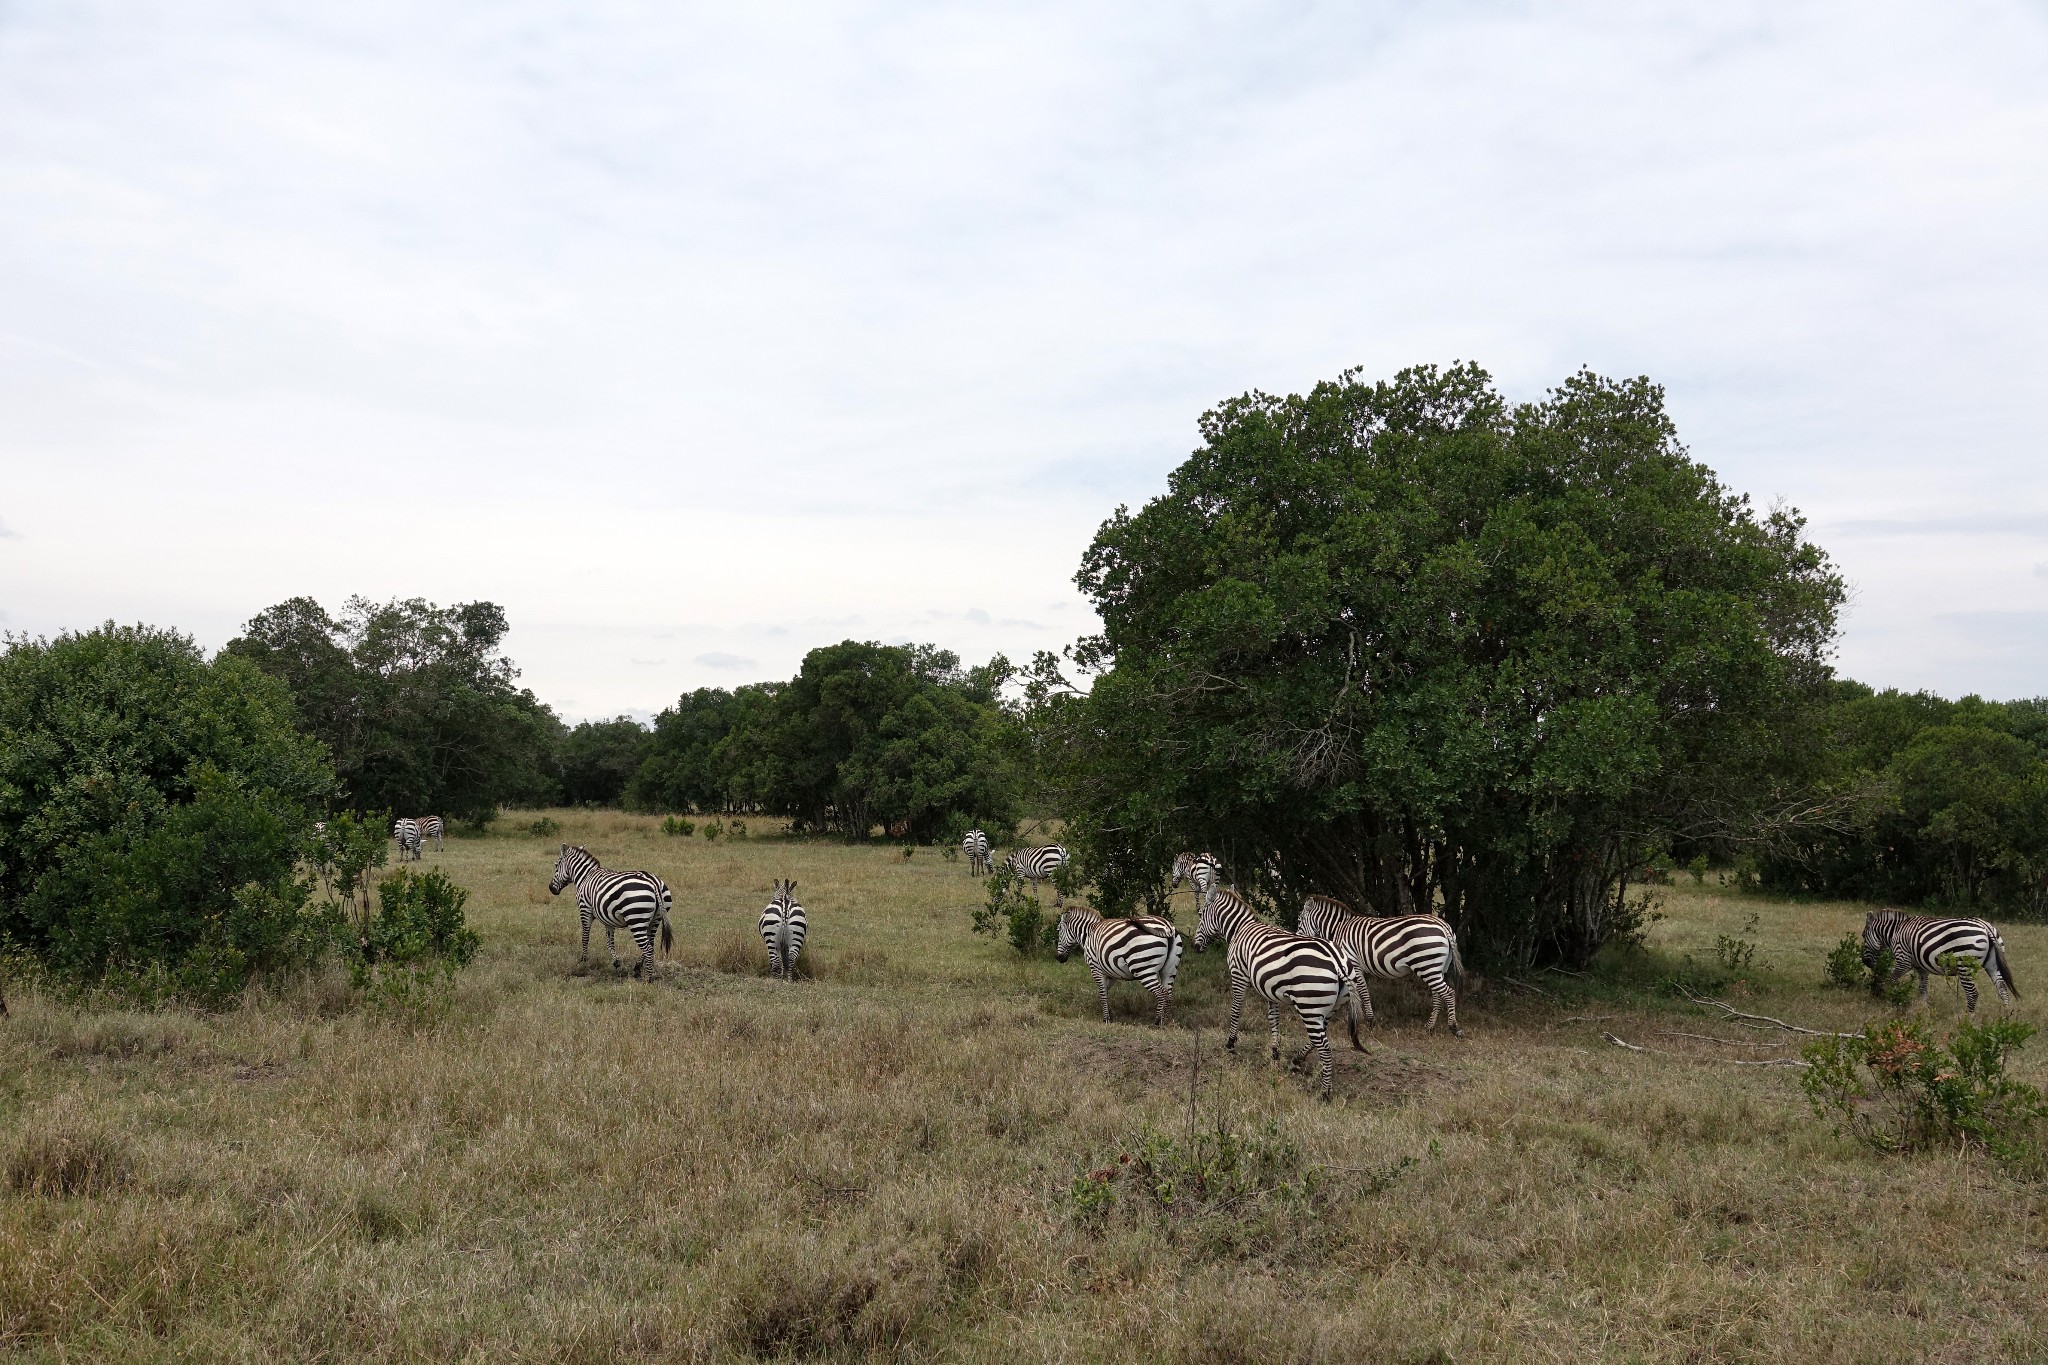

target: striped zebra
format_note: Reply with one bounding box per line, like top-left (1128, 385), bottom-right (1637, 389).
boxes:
top-left (1863, 911), bottom-right (2018, 1012)
top-left (963, 829), bottom-right (993, 876)
top-left (759, 878), bottom-right (808, 981)
top-left (1194, 885), bottom-right (1364, 1101)
top-left (1008, 844), bottom-right (1069, 905)
top-left (1300, 894), bottom-right (1465, 1039)
top-left (1169, 851), bottom-right (1223, 903)
top-left (393, 818), bottom-right (424, 863)
top-left (549, 844), bottom-right (674, 977)
top-left (416, 815), bottom-right (445, 853)
top-left (1055, 907), bottom-right (1185, 1025)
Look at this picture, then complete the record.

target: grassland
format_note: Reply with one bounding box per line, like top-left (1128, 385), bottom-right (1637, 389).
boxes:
top-left (2, 809), bottom-right (2044, 1363)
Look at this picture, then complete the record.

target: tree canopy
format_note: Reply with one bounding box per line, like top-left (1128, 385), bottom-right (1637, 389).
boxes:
top-left (225, 596), bottom-right (562, 821)
top-left (1030, 363), bottom-right (1844, 966)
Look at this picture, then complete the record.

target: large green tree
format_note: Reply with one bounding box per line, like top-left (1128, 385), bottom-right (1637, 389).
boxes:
top-left (559, 716), bottom-right (652, 807)
top-left (225, 596), bottom-right (563, 821)
top-left (1032, 363), bottom-right (1843, 967)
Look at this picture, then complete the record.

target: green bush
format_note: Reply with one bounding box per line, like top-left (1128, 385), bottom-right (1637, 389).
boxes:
top-left (662, 815), bottom-right (696, 838)
top-left (971, 865), bottom-right (1055, 956)
top-left (1688, 855), bottom-right (1709, 886)
top-left (1714, 912), bottom-right (1759, 973)
top-left (1802, 1017), bottom-right (2048, 1163)
top-left (1824, 933), bottom-right (1866, 990)
top-left (703, 819), bottom-right (723, 842)
top-left (346, 868), bottom-right (479, 1022)
top-left (527, 817), bottom-right (561, 839)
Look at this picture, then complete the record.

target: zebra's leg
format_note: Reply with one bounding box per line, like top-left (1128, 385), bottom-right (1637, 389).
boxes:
top-left (580, 910), bottom-right (593, 964)
top-left (1225, 971), bottom-right (1246, 1052)
top-left (1303, 1010), bottom-right (1334, 1102)
top-left (1916, 966), bottom-right (1931, 1008)
top-left (1090, 964), bottom-right (1112, 1023)
top-left (605, 923), bottom-right (621, 971)
top-left (1960, 967), bottom-right (1980, 1014)
top-left (1267, 999), bottom-right (1282, 1061)
top-left (633, 926), bottom-right (655, 979)
top-left (1152, 979), bottom-right (1170, 1027)
top-left (1989, 955), bottom-right (2013, 1005)
top-left (1442, 978), bottom-right (1463, 1038)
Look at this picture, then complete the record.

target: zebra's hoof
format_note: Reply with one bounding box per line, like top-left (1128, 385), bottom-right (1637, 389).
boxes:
top-left (1450, 1025), bottom-right (1465, 1038)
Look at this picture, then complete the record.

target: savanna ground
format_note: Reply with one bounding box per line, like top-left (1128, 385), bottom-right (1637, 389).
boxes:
top-left (2, 811), bottom-right (2045, 1363)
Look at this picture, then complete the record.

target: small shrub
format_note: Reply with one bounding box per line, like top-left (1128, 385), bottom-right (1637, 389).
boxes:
top-left (1714, 911), bottom-right (1759, 973)
top-left (662, 816), bottom-right (696, 838)
top-left (1802, 1016), bottom-right (2048, 1163)
top-left (1729, 856), bottom-right (1761, 894)
top-left (347, 868), bottom-right (479, 1021)
top-left (1688, 855), bottom-right (1709, 886)
top-left (728, 819), bottom-right (747, 840)
top-left (703, 820), bottom-right (723, 842)
top-left (942, 844), bottom-right (959, 863)
top-left (971, 866), bottom-right (1054, 956)
top-left (1825, 933), bottom-right (1867, 990)
top-left (527, 817), bottom-right (561, 839)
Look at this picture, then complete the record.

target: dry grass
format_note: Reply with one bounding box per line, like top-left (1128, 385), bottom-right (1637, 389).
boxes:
top-left (0, 809), bottom-right (2044, 1361)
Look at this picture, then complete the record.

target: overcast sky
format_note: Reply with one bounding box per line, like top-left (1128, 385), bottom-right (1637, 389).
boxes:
top-left (3, 1), bottom-right (2044, 718)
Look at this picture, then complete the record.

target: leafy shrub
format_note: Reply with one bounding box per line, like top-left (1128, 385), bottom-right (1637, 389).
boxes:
top-left (1824, 933), bottom-right (1867, 990)
top-left (347, 867), bottom-right (479, 1021)
top-left (1802, 1017), bottom-right (2048, 1163)
top-left (703, 820), bottom-right (723, 842)
top-left (662, 816), bottom-right (696, 838)
top-left (970, 865), bottom-right (1054, 955)
top-left (1714, 911), bottom-right (1760, 973)
top-left (728, 819), bottom-right (747, 840)
top-left (1688, 855), bottom-right (1710, 885)
top-left (527, 817), bottom-right (561, 839)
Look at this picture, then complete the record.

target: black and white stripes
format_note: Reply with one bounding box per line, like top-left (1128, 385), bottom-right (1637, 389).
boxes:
top-left (417, 815), bottom-right (445, 852)
top-left (1008, 845), bottom-right (1070, 904)
top-left (1169, 852), bottom-right (1223, 903)
top-left (392, 818), bottom-right (424, 862)
top-left (1194, 885), bottom-right (1362, 1100)
top-left (1863, 911), bottom-right (2018, 1011)
top-left (1299, 895), bottom-right (1464, 1039)
top-left (1055, 907), bottom-right (1184, 1025)
top-left (963, 829), bottom-right (993, 876)
top-left (759, 878), bottom-right (808, 981)
top-left (549, 843), bottom-right (674, 977)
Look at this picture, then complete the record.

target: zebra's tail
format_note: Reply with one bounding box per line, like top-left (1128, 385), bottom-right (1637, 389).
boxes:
top-left (660, 881), bottom-right (675, 958)
top-left (1345, 959), bottom-right (1368, 1052)
top-left (1161, 929), bottom-right (1186, 994)
top-left (1992, 932), bottom-right (2019, 998)
top-left (1446, 929), bottom-right (1466, 993)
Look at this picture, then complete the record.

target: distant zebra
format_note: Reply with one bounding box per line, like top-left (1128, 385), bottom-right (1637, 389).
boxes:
top-left (1170, 851), bottom-right (1223, 903)
top-left (416, 815), bottom-right (445, 853)
top-left (759, 878), bottom-right (808, 981)
top-left (549, 844), bottom-right (674, 977)
top-left (1863, 911), bottom-right (2018, 1012)
top-left (963, 829), bottom-right (993, 877)
top-left (393, 818), bottom-right (423, 862)
top-left (1300, 894), bottom-right (1465, 1040)
top-left (1194, 885), bottom-right (1364, 1100)
top-left (1008, 845), bottom-right (1069, 905)
top-left (1055, 907), bottom-right (1185, 1025)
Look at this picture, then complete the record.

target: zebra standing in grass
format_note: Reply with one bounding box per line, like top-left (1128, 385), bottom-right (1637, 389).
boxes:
top-left (549, 844), bottom-right (674, 977)
top-left (393, 818), bottom-right (424, 863)
top-left (416, 815), bottom-right (445, 853)
top-left (759, 879), bottom-right (808, 981)
top-left (1194, 884), bottom-right (1364, 1101)
top-left (1300, 894), bottom-right (1465, 1040)
top-left (1862, 911), bottom-right (2018, 1012)
top-left (1055, 907), bottom-right (1185, 1025)
top-left (963, 829), bottom-right (993, 876)
top-left (1008, 844), bottom-right (1069, 905)
top-left (1170, 851), bottom-right (1223, 904)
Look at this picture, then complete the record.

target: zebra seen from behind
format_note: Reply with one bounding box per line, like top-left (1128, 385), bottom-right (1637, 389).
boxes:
top-left (963, 829), bottom-right (993, 876)
top-left (759, 879), bottom-right (808, 981)
top-left (1862, 911), bottom-right (2018, 1012)
top-left (1055, 907), bottom-right (1185, 1025)
top-left (549, 844), bottom-right (674, 977)
top-left (416, 815), bottom-right (445, 853)
top-left (1169, 851), bottom-right (1222, 905)
top-left (1008, 844), bottom-right (1069, 905)
top-left (393, 818), bottom-right (423, 862)
top-left (1194, 884), bottom-right (1365, 1101)
top-left (1300, 894), bottom-right (1465, 1039)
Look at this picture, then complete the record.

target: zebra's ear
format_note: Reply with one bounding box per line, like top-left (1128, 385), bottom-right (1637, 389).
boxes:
top-left (560, 843), bottom-right (568, 855)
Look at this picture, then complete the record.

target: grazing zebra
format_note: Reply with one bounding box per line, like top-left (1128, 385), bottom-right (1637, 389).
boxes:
top-left (1169, 851), bottom-right (1223, 903)
top-left (1862, 911), bottom-right (2018, 1012)
top-left (393, 818), bottom-right (423, 862)
top-left (1008, 844), bottom-right (1069, 905)
top-left (1055, 907), bottom-right (1185, 1025)
top-left (548, 844), bottom-right (674, 977)
top-left (963, 829), bottom-right (993, 876)
top-left (1194, 885), bottom-right (1364, 1100)
top-left (758, 878), bottom-right (808, 981)
top-left (1299, 894), bottom-right (1465, 1040)
top-left (416, 815), bottom-right (445, 853)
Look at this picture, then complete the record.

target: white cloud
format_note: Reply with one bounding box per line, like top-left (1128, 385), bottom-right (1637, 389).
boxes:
top-left (2, 2), bottom-right (2045, 705)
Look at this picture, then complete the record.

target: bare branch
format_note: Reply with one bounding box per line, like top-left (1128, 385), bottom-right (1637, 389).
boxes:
top-left (1678, 988), bottom-right (1857, 1038)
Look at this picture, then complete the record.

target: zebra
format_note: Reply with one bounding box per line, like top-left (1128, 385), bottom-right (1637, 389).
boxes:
top-left (549, 844), bottom-right (674, 977)
top-left (963, 828), bottom-right (993, 876)
top-left (393, 818), bottom-right (423, 863)
top-left (1055, 907), bottom-right (1185, 1025)
top-left (1169, 851), bottom-right (1223, 904)
top-left (1008, 844), bottom-right (1069, 905)
top-left (416, 815), bottom-right (445, 853)
top-left (1299, 894), bottom-right (1465, 1040)
top-left (1193, 884), bottom-right (1364, 1101)
top-left (1862, 911), bottom-right (2018, 1012)
top-left (758, 878), bottom-right (808, 981)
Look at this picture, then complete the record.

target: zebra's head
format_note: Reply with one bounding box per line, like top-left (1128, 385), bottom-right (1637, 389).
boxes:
top-left (549, 844), bottom-right (587, 896)
top-left (1054, 908), bottom-right (1093, 962)
top-left (1861, 911), bottom-right (1905, 967)
top-left (770, 878), bottom-right (797, 907)
top-left (1193, 885), bottom-right (1226, 953)
top-left (1170, 851), bottom-right (1218, 895)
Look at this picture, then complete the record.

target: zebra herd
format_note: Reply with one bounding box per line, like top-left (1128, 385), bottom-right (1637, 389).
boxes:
top-left (391, 816), bottom-right (444, 862)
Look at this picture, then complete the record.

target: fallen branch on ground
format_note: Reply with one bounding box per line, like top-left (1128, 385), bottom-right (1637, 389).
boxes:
top-left (1660, 1031), bottom-right (1785, 1049)
top-left (1601, 1031), bottom-right (1809, 1068)
top-left (1678, 988), bottom-right (1856, 1038)
top-left (1503, 977), bottom-right (1555, 998)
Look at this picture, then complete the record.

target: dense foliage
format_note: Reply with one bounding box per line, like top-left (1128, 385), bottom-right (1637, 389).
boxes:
top-left (1029, 363), bottom-right (1844, 967)
top-left (225, 596), bottom-right (563, 822)
top-left (559, 716), bottom-right (654, 807)
top-left (0, 624), bottom-right (336, 994)
top-left (1759, 685), bottom-right (2048, 915)
top-left (628, 643), bottom-right (1020, 840)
